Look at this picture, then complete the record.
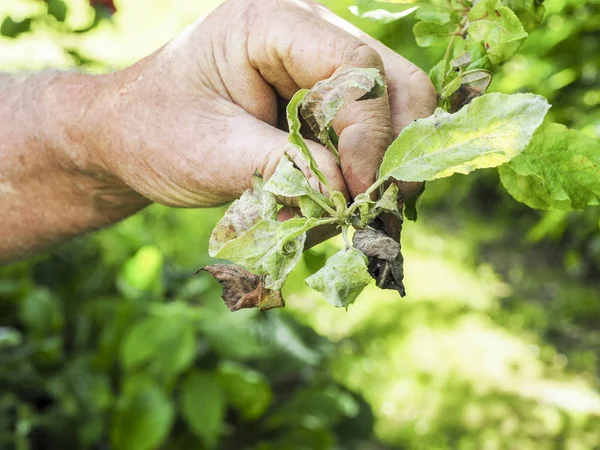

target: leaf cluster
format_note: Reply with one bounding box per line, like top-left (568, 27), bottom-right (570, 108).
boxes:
top-left (207, 66), bottom-right (550, 310)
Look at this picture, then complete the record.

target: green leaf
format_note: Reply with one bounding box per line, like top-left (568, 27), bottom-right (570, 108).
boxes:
top-left (180, 371), bottom-right (226, 449)
top-left (501, 0), bottom-right (545, 32)
top-left (287, 89), bottom-right (330, 189)
top-left (298, 196), bottom-right (325, 218)
top-left (120, 314), bottom-right (195, 379)
top-left (404, 183), bottom-right (426, 222)
top-left (429, 59), bottom-right (451, 93)
top-left (215, 218), bottom-right (318, 290)
top-left (217, 362), bottom-right (272, 421)
top-left (111, 375), bottom-right (174, 450)
top-left (47, 0), bottom-right (68, 22)
top-left (301, 68), bottom-right (386, 147)
top-left (0, 17), bottom-right (32, 38)
top-left (209, 174), bottom-right (277, 256)
top-left (305, 248), bottom-right (372, 308)
top-left (467, 2), bottom-right (528, 64)
top-left (378, 93), bottom-right (550, 182)
top-left (415, 3), bottom-right (457, 25)
top-left (499, 122), bottom-right (600, 210)
top-left (19, 288), bottom-right (64, 337)
top-left (413, 21), bottom-right (455, 47)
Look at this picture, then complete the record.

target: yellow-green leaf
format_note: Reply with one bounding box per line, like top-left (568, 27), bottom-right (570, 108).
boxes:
top-left (378, 93), bottom-right (550, 182)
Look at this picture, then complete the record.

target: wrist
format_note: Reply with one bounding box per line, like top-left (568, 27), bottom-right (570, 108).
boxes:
top-left (37, 71), bottom-right (149, 217)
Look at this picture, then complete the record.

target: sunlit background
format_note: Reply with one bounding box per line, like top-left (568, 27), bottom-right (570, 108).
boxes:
top-left (1, 0), bottom-right (600, 449)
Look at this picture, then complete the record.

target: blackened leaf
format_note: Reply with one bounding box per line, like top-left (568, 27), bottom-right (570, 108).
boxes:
top-left (301, 68), bottom-right (386, 145)
top-left (201, 265), bottom-right (284, 311)
top-left (209, 174), bottom-right (277, 256)
top-left (353, 228), bottom-right (400, 262)
top-left (305, 248), bottom-right (372, 308)
top-left (354, 215), bottom-right (406, 297)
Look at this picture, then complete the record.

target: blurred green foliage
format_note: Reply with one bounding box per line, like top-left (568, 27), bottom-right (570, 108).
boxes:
top-left (1, 0), bottom-right (600, 449)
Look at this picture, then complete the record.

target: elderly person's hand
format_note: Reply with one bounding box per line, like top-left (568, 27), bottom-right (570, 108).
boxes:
top-left (0, 0), bottom-right (436, 261)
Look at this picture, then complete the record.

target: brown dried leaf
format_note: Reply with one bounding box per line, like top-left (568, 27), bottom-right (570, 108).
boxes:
top-left (199, 265), bottom-right (284, 312)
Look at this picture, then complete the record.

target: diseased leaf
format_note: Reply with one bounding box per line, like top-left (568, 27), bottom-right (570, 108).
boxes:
top-left (353, 227), bottom-right (401, 262)
top-left (214, 218), bottom-right (318, 290)
top-left (287, 89), bottom-right (330, 188)
top-left (403, 183), bottom-right (426, 222)
top-left (468, 1), bottom-right (528, 64)
top-left (379, 93), bottom-right (550, 183)
top-left (301, 68), bottom-right (386, 147)
top-left (305, 248), bottom-right (372, 308)
top-left (264, 155), bottom-right (314, 197)
top-left (499, 122), bottom-right (600, 210)
top-left (201, 265), bottom-right (284, 311)
top-left (209, 174), bottom-right (277, 256)
top-left (449, 70), bottom-right (493, 112)
top-left (354, 215), bottom-right (406, 296)
top-left (413, 21), bottom-right (455, 47)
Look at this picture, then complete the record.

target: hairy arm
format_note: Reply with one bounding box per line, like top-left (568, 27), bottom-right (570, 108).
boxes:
top-left (0, 72), bottom-right (147, 262)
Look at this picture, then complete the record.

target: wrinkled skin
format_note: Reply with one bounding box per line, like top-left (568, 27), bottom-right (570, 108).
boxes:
top-left (0, 0), bottom-right (436, 261)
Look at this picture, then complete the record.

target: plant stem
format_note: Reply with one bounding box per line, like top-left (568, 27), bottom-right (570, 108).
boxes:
top-left (341, 225), bottom-right (351, 249)
top-left (326, 140), bottom-right (341, 165)
top-left (308, 193), bottom-right (337, 217)
top-left (365, 177), bottom-right (387, 197)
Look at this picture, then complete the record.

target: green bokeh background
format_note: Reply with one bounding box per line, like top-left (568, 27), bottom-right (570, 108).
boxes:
top-left (1, 1), bottom-right (599, 449)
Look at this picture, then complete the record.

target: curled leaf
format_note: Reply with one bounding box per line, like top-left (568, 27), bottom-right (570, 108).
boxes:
top-left (301, 68), bottom-right (386, 145)
top-left (287, 89), bottom-right (330, 189)
top-left (200, 265), bottom-right (284, 312)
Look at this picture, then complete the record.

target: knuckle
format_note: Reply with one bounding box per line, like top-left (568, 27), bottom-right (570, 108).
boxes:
top-left (343, 43), bottom-right (385, 73)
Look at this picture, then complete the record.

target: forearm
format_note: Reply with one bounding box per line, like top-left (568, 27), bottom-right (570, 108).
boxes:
top-left (0, 72), bottom-right (147, 263)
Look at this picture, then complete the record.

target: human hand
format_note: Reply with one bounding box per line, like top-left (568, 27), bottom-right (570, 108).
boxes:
top-left (87, 0), bottom-right (437, 209)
